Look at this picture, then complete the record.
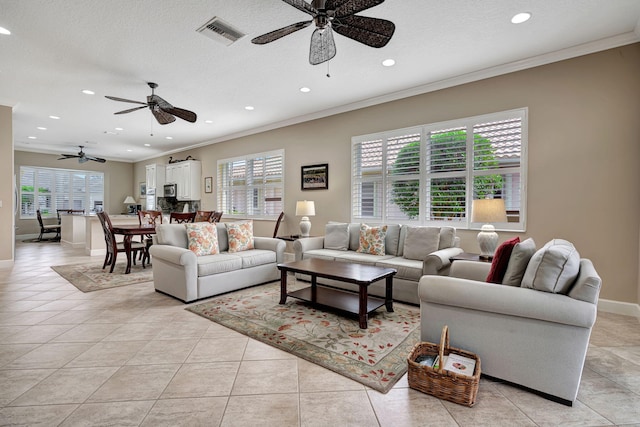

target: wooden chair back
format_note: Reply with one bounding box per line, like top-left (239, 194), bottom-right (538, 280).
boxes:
top-left (211, 211), bottom-right (223, 223)
top-left (273, 211), bottom-right (285, 238)
top-left (138, 210), bottom-right (163, 226)
top-left (170, 212), bottom-right (196, 223)
top-left (96, 211), bottom-right (116, 253)
top-left (195, 210), bottom-right (214, 222)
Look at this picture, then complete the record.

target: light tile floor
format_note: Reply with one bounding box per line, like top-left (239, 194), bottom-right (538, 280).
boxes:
top-left (1, 241), bottom-right (640, 426)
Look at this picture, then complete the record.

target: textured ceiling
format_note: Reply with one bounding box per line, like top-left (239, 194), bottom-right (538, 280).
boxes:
top-left (2, 0), bottom-right (639, 163)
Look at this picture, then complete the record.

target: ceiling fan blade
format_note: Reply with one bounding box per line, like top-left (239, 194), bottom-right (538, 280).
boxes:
top-left (58, 154), bottom-right (79, 160)
top-left (151, 105), bottom-right (176, 125)
top-left (105, 95), bottom-right (147, 105)
top-left (252, 21), bottom-right (312, 44)
top-left (326, 0), bottom-right (385, 19)
top-left (163, 107), bottom-right (197, 123)
top-left (86, 156), bottom-right (107, 163)
top-left (282, 0), bottom-right (317, 16)
top-left (332, 14), bottom-right (395, 48)
top-left (114, 106), bottom-right (147, 115)
top-left (309, 27), bottom-right (336, 65)
top-left (149, 94), bottom-right (173, 109)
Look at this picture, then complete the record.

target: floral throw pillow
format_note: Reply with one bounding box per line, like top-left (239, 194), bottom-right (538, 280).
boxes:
top-left (226, 221), bottom-right (254, 253)
top-left (356, 224), bottom-right (388, 256)
top-left (185, 223), bottom-right (219, 256)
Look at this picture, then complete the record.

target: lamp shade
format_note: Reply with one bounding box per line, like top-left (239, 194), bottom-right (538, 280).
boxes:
top-left (123, 196), bottom-right (136, 204)
top-left (295, 200), bottom-right (315, 217)
top-left (471, 198), bottom-right (507, 223)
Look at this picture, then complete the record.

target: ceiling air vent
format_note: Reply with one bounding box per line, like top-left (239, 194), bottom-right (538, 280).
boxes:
top-left (197, 16), bottom-right (245, 46)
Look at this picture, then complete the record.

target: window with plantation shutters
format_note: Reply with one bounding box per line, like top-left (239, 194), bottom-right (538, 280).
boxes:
top-left (217, 149), bottom-right (284, 219)
top-left (19, 166), bottom-right (104, 219)
top-left (351, 108), bottom-right (527, 231)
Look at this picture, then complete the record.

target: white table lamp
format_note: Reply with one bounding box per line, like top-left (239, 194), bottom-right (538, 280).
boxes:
top-left (296, 200), bottom-right (315, 237)
top-left (123, 196), bottom-right (136, 213)
top-left (471, 198), bottom-right (507, 259)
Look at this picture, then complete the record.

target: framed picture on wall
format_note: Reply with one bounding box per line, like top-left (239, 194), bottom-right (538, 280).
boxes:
top-left (204, 176), bottom-right (213, 193)
top-left (140, 182), bottom-right (146, 196)
top-left (301, 163), bottom-right (328, 190)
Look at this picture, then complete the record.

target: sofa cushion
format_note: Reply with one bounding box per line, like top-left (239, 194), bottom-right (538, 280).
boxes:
top-left (226, 221), bottom-right (254, 253)
top-left (438, 227), bottom-right (456, 250)
top-left (486, 237), bottom-right (520, 284)
top-left (356, 224), bottom-right (387, 256)
top-left (348, 222), bottom-right (361, 251)
top-left (155, 224), bottom-right (189, 248)
top-left (185, 223), bottom-right (219, 256)
top-left (335, 252), bottom-right (395, 265)
top-left (324, 223), bottom-right (349, 250)
top-left (403, 226), bottom-right (440, 260)
top-left (216, 223), bottom-right (229, 252)
top-left (376, 256), bottom-right (423, 281)
top-left (384, 224), bottom-right (402, 256)
top-left (501, 237), bottom-right (536, 286)
top-left (234, 249), bottom-right (277, 268)
top-left (302, 249), bottom-right (348, 261)
top-left (521, 239), bottom-right (581, 294)
top-left (196, 253), bottom-right (243, 277)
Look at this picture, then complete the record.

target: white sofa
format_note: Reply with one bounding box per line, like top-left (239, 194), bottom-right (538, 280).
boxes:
top-left (418, 239), bottom-right (601, 405)
top-left (293, 223), bottom-right (463, 304)
top-left (149, 223), bottom-right (286, 302)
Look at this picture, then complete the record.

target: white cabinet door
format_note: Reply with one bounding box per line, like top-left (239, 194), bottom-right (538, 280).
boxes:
top-left (146, 164), bottom-right (156, 189)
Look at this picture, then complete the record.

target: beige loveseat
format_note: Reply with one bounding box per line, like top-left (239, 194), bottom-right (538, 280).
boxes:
top-left (293, 223), bottom-right (463, 304)
top-left (149, 223), bottom-right (286, 302)
top-left (418, 238), bottom-right (602, 405)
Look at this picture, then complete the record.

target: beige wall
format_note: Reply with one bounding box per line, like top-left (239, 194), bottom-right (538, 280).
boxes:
top-left (14, 151), bottom-right (135, 235)
top-left (0, 105), bottom-right (14, 265)
top-left (136, 44), bottom-right (640, 304)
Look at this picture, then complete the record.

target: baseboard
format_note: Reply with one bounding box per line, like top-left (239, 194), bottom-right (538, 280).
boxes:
top-left (598, 298), bottom-right (640, 318)
top-left (0, 259), bottom-right (14, 268)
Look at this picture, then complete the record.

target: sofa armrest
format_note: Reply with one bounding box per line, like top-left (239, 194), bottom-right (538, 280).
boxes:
top-left (423, 247), bottom-right (464, 275)
top-left (149, 244), bottom-right (197, 267)
top-left (418, 275), bottom-right (597, 328)
top-left (254, 237), bottom-right (287, 263)
top-left (449, 260), bottom-right (492, 281)
top-left (293, 236), bottom-right (325, 261)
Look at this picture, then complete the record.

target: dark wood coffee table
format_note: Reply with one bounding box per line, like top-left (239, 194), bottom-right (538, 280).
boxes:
top-left (277, 258), bottom-right (397, 329)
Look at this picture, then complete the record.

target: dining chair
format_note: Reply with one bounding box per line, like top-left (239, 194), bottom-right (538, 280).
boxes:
top-left (137, 210), bottom-right (163, 264)
top-left (170, 212), bottom-right (196, 223)
top-left (194, 210), bottom-right (214, 222)
top-left (273, 211), bottom-right (285, 238)
top-left (36, 210), bottom-right (61, 241)
top-left (210, 211), bottom-right (223, 223)
top-left (97, 211), bottom-right (146, 273)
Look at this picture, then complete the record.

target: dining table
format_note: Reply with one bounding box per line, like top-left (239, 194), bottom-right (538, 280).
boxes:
top-left (111, 224), bottom-right (156, 274)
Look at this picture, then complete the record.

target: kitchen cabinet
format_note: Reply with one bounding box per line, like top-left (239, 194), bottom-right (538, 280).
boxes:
top-left (165, 160), bottom-right (201, 201)
top-left (145, 164), bottom-right (165, 190)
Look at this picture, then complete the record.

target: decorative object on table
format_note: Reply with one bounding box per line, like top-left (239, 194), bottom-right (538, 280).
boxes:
top-left (186, 280), bottom-right (420, 393)
top-left (301, 163), bottom-right (328, 190)
top-left (251, 0), bottom-right (395, 66)
top-left (295, 200), bottom-right (315, 237)
top-left (123, 195), bottom-right (137, 214)
top-left (57, 145), bottom-right (106, 163)
top-left (471, 197), bottom-right (507, 259)
top-left (407, 325), bottom-right (481, 407)
top-left (139, 182), bottom-right (146, 196)
top-left (204, 176), bottom-right (213, 193)
top-left (51, 262), bottom-right (153, 292)
top-left (105, 82), bottom-right (197, 125)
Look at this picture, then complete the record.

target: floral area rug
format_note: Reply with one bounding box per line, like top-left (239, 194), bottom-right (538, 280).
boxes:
top-left (51, 262), bottom-right (153, 292)
top-left (187, 281), bottom-right (421, 393)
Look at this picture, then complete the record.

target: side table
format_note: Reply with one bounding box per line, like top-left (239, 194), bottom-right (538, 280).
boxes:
top-left (449, 252), bottom-right (493, 263)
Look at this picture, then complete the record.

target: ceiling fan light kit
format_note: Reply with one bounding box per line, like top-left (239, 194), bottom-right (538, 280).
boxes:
top-left (252, 0), bottom-right (395, 65)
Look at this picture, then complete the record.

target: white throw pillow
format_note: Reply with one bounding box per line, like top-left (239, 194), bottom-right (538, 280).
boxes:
top-left (403, 226), bottom-right (440, 260)
top-left (521, 239), bottom-right (580, 294)
top-left (501, 238), bottom-right (536, 286)
top-left (324, 223), bottom-right (349, 250)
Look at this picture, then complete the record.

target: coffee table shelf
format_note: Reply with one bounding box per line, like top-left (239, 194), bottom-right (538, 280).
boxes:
top-left (288, 286), bottom-right (387, 318)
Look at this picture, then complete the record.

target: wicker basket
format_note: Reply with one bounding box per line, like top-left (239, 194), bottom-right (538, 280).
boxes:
top-left (407, 325), bottom-right (481, 407)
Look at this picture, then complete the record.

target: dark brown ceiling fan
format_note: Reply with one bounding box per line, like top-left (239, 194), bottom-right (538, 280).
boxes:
top-left (58, 146), bottom-right (106, 164)
top-left (252, 0), bottom-right (395, 65)
top-left (105, 82), bottom-right (197, 125)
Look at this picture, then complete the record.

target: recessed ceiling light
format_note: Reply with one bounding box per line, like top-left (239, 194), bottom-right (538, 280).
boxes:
top-left (126, 149), bottom-right (133, 152)
top-left (115, 127), bottom-right (123, 131)
top-left (104, 131), bottom-right (118, 135)
top-left (49, 115), bottom-right (60, 120)
top-left (0, 27), bottom-right (10, 35)
top-left (28, 136), bottom-right (37, 139)
top-left (144, 143), bottom-right (151, 147)
top-left (36, 126), bottom-right (47, 130)
top-left (382, 59), bottom-right (396, 67)
top-left (300, 87), bottom-right (311, 93)
top-left (204, 120), bottom-right (213, 124)
top-left (81, 89), bottom-right (95, 95)
top-left (245, 106), bottom-right (254, 111)
top-left (511, 12), bottom-right (531, 24)
top-left (165, 136), bottom-right (173, 140)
